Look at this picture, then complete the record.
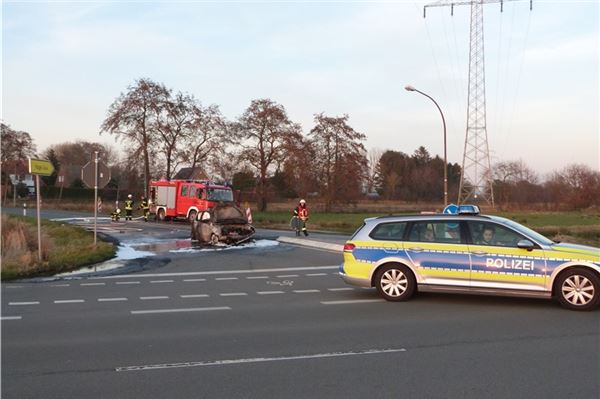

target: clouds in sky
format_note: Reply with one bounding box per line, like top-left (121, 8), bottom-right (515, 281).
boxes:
top-left (3, 0), bottom-right (598, 174)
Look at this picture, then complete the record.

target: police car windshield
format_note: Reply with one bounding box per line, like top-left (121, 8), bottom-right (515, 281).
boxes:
top-left (207, 188), bottom-right (233, 202)
top-left (501, 219), bottom-right (554, 246)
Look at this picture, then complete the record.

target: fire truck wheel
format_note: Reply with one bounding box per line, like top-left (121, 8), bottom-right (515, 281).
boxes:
top-left (157, 208), bottom-right (166, 222)
top-left (188, 210), bottom-right (198, 223)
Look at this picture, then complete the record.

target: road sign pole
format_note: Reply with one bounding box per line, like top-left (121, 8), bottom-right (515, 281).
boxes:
top-left (94, 152), bottom-right (98, 248)
top-left (36, 174), bottom-right (42, 262)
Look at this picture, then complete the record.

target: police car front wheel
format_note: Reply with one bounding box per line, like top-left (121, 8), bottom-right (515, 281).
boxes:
top-left (556, 268), bottom-right (600, 311)
top-left (375, 264), bottom-right (416, 302)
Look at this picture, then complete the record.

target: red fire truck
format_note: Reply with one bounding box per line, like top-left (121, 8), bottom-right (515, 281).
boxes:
top-left (149, 180), bottom-right (235, 222)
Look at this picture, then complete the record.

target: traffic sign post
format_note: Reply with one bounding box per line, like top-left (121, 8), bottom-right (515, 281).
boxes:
top-left (28, 158), bottom-right (55, 262)
top-left (82, 153), bottom-right (111, 251)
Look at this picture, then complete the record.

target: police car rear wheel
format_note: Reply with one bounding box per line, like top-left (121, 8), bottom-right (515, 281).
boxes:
top-left (557, 268), bottom-right (600, 311)
top-left (375, 264), bottom-right (416, 302)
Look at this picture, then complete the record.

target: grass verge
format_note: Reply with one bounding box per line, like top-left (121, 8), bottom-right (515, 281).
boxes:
top-left (253, 210), bottom-right (599, 246)
top-left (1, 214), bottom-right (116, 280)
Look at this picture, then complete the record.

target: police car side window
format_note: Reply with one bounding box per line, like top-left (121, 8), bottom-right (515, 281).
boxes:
top-left (467, 221), bottom-right (524, 248)
top-left (369, 222), bottom-right (407, 241)
top-left (409, 221), bottom-right (461, 244)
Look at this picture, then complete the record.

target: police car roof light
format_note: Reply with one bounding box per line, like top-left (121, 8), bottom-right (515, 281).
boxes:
top-left (457, 205), bottom-right (480, 215)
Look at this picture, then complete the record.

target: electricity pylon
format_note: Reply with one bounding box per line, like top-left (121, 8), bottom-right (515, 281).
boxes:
top-left (423, 0), bottom-right (532, 207)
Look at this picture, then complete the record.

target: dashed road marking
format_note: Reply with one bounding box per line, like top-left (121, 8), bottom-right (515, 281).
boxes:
top-left (293, 289), bottom-right (320, 294)
top-left (51, 284), bottom-right (70, 287)
top-left (306, 273), bottom-right (327, 277)
top-left (327, 288), bottom-right (355, 292)
top-left (277, 274), bottom-right (298, 278)
top-left (81, 283), bottom-right (106, 286)
top-left (150, 280), bottom-right (174, 284)
top-left (215, 277), bottom-right (238, 281)
top-left (183, 279), bottom-right (206, 282)
top-left (180, 294), bottom-right (209, 298)
top-left (140, 296), bottom-right (169, 300)
top-left (9, 301), bottom-right (40, 306)
top-left (246, 276), bottom-right (268, 280)
top-left (116, 281), bottom-right (140, 285)
top-left (130, 307), bottom-right (231, 315)
top-left (54, 299), bottom-right (85, 304)
top-left (98, 298), bottom-right (128, 302)
top-left (4, 286), bottom-right (23, 289)
top-left (1, 316), bottom-right (22, 320)
top-left (257, 291), bottom-right (285, 295)
top-left (219, 293), bottom-right (248, 297)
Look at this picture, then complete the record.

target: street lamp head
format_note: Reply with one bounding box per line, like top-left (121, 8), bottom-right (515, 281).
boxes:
top-left (405, 85), bottom-right (416, 92)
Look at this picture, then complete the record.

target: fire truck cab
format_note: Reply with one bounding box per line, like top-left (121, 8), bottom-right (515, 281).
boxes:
top-left (149, 179), bottom-right (234, 222)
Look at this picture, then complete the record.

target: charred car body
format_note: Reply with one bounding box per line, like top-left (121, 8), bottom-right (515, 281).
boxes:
top-left (191, 203), bottom-right (255, 245)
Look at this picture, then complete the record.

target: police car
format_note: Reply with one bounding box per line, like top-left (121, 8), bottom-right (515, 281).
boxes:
top-left (340, 206), bottom-right (600, 310)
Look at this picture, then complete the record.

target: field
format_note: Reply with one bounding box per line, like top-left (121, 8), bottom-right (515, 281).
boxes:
top-left (1, 214), bottom-right (116, 280)
top-left (253, 210), bottom-right (600, 246)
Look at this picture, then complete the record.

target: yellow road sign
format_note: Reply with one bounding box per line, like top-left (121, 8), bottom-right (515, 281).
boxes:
top-left (29, 158), bottom-right (55, 176)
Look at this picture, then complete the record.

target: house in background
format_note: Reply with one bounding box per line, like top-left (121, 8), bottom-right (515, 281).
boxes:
top-left (3, 160), bottom-right (35, 196)
top-left (172, 167), bottom-right (208, 181)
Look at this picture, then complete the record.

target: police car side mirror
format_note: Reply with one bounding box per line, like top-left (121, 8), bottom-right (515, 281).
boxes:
top-left (517, 239), bottom-right (534, 251)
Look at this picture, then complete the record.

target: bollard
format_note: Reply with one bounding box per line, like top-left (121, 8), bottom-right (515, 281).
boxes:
top-left (23, 202), bottom-right (27, 216)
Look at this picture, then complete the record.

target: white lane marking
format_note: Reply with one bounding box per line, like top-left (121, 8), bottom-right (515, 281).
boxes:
top-left (276, 274), bottom-right (298, 278)
top-left (81, 283), bottom-right (106, 286)
top-left (150, 280), bottom-right (174, 284)
top-left (215, 277), bottom-right (238, 281)
top-left (246, 276), bottom-right (268, 280)
top-left (183, 279), bottom-right (206, 282)
top-left (130, 307), bottom-right (230, 315)
top-left (140, 296), bottom-right (169, 300)
top-left (219, 293), bottom-right (248, 297)
top-left (257, 291), bottom-right (285, 295)
top-left (116, 347), bottom-right (407, 372)
top-left (327, 288), bottom-right (355, 292)
top-left (321, 299), bottom-right (385, 305)
top-left (95, 265), bottom-right (339, 279)
top-left (98, 298), bottom-right (128, 302)
top-left (330, 272), bottom-right (338, 275)
top-left (306, 273), bottom-right (327, 277)
top-left (4, 286), bottom-right (23, 289)
top-left (51, 284), bottom-right (70, 287)
top-left (293, 290), bottom-right (320, 294)
top-left (54, 299), bottom-right (85, 304)
top-left (116, 281), bottom-right (140, 285)
top-left (1, 316), bottom-right (22, 320)
top-left (9, 301), bottom-right (40, 306)
top-left (180, 294), bottom-right (209, 298)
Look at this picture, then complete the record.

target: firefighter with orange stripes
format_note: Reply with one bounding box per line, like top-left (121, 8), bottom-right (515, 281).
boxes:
top-left (293, 199), bottom-right (309, 237)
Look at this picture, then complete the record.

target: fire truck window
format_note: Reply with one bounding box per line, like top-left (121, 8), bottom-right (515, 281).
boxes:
top-left (181, 185), bottom-right (188, 197)
top-left (198, 189), bottom-right (207, 200)
top-left (189, 186), bottom-right (197, 198)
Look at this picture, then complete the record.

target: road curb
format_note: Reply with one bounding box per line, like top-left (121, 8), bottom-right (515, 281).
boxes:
top-left (277, 236), bottom-right (343, 252)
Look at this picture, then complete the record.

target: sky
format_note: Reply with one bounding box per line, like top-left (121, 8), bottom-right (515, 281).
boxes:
top-left (2, 0), bottom-right (599, 177)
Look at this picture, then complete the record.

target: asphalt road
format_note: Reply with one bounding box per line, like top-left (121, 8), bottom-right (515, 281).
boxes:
top-left (2, 210), bottom-right (599, 398)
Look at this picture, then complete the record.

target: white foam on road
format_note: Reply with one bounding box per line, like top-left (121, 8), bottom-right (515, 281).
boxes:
top-left (116, 347), bottom-right (407, 372)
top-left (115, 244), bottom-right (155, 260)
top-left (169, 239), bottom-right (279, 253)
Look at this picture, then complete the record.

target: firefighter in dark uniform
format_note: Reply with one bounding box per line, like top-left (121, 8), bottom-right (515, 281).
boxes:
top-left (293, 199), bottom-right (309, 237)
top-left (124, 194), bottom-right (134, 221)
top-left (139, 196), bottom-right (150, 222)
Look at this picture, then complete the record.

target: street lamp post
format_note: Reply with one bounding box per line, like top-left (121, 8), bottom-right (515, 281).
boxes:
top-left (405, 85), bottom-right (448, 207)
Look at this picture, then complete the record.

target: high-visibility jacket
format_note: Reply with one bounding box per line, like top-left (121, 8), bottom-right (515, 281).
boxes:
top-left (125, 199), bottom-right (134, 210)
top-left (294, 205), bottom-right (309, 219)
top-left (140, 200), bottom-right (149, 210)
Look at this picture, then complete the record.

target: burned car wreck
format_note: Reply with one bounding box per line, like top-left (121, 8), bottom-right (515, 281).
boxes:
top-left (191, 204), bottom-right (255, 245)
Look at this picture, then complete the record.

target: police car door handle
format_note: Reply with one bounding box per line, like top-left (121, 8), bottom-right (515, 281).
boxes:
top-left (384, 248), bottom-right (399, 254)
top-left (408, 247), bottom-right (424, 253)
top-left (471, 250), bottom-right (487, 256)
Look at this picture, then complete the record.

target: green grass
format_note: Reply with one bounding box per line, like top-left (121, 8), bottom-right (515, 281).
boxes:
top-left (1, 214), bottom-right (116, 280)
top-left (253, 210), bottom-right (600, 246)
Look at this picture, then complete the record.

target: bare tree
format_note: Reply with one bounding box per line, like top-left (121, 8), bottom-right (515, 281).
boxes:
top-left (100, 78), bottom-right (169, 196)
top-left (1, 123), bottom-right (37, 205)
top-left (366, 147), bottom-right (384, 194)
top-left (309, 113), bottom-right (367, 210)
top-left (234, 99), bottom-right (301, 211)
